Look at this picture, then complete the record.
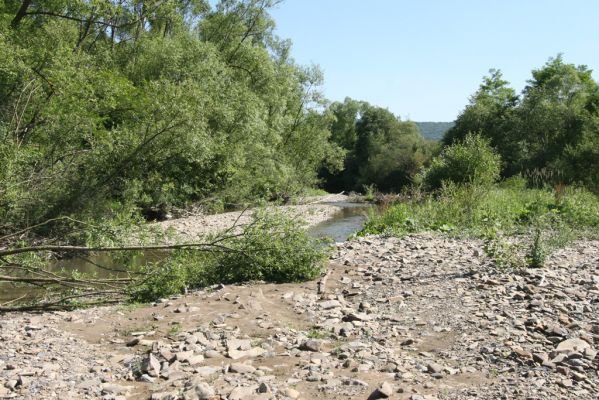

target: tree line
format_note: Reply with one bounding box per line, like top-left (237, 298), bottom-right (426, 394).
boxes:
top-left (1, 1), bottom-right (598, 240)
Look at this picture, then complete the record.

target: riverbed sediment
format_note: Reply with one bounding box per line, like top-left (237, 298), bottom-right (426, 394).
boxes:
top-left (0, 207), bottom-right (597, 399)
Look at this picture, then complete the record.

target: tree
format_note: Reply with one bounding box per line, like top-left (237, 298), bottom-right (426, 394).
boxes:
top-left (0, 0), bottom-right (344, 235)
top-left (323, 99), bottom-right (434, 193)
top-left (423, 133), bottom-right (501, 190)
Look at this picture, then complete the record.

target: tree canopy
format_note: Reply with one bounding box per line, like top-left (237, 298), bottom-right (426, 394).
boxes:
top-left (445, 56), bottom-right (599, 193)
top-left (0, 0), bottom-right (344, 231)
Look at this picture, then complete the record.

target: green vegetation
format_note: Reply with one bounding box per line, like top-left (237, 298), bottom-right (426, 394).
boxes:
top-left (361, 55), bottom-right (599, 270)
top-left (421, 133), bottom-right (501, 190)
top-left (129, 210), bottom-right (329, 301)
top-left (1, 2), bottom-right (599, 308)
top-left (445, 56), bottom-right (599, 194)
top-left (321, 98), bottom-right (437, 193)
top-left (0, 0), bottom-right (344, 234)
top-left (363, 150), bottom-right (599, 269)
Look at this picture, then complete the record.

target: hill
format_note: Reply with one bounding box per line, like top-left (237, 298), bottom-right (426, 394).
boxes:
top-left (415, 121), bottom-right (455, 141)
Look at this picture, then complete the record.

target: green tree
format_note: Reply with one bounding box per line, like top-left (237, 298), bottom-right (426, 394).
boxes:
top-left (423, 133), bottom-right (501, 190)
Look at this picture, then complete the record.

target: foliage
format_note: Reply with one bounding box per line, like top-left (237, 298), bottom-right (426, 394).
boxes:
top-left (322, 98), bottom-right (436, 193)
top-left (362, 183), bottom-right (599, 269)
top-left (128, 210), bottom-right (329, 302)
top-left (0, 0), bottom-right (344, 235)
top-left (445, 57), bottom-right (599, 193)
top-left (422, 133), bottom-right (501, 190)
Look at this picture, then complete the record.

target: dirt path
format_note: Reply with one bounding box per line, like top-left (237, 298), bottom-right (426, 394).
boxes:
top-left (0, 232), bottom-right (597, 399)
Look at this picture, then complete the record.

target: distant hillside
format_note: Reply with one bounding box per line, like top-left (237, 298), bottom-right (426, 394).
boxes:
top-left (415, 122), bottom-right (454, 141)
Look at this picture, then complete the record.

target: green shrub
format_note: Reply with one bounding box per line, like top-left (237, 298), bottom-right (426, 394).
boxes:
top-left (128, 210), bottom-right (329, 302)
top-left (423, 133), bottom-right (501, 190)
top-left (203, 210), bottom-right (328, 284)
top-left (362, 183), bottom-right (598, 270)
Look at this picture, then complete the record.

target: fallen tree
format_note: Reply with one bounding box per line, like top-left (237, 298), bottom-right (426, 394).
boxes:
top-left (0, 209), bottom-right (330, 312)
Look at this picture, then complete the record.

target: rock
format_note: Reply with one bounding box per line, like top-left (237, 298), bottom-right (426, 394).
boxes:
top-left (284, 388), bottom-right (300, 399)
top-left (194, 366), bottom-right (218, 377)
top-left (343, 312), bottom-right (372, 322)
top-left (257, 383), bottom-right (270, 393)
top-left (142, 353), bottom-right (161, 376)
top-left (204, 350), bottom-right (221, 359)
top-left (320, 300), bottom-right (342, 309)
top-left (190, 381), bottom-right (215, 399)
top-left (176, 351), bottom-right (194, 362)
top-left (583, 348), bottom-right (597, 360)
top-left (151, 392), bottom-right (178, 400)
top-left (555, 338), bottom-right (591, 353)
top-left (140, 373), bottom-right (155, 383)
top-left (369, 381), bottom-right (393, 398)
top-left (227, 338), bottom-right (252, 351)
top-left (427, 363), bottom-right (444, 374)
top-left (512, 348), bottom-right (532, 360)
top-left (228, 386), bottom-right (257, 400)
top-left (300, 339), bottom-right (322, 352)
top-left (101, 383), bottom-right (130, 395)
top-left (187, 354), bottom-right (205, 366)
top-left (227, 347), bottom-right (265, 360)
top-left (532, 352), bottom-right (549, 364)
top-left (229, 363), bottom-right (256, 374)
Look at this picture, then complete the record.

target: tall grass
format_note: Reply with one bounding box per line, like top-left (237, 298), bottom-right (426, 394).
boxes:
top-left (361, 183), bottom-right (599, 268)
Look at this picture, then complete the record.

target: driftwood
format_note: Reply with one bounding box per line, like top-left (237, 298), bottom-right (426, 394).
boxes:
top-left (317, 269), bottom-right (332, 296)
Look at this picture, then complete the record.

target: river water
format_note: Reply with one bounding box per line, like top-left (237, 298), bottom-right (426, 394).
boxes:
top-left (0, 202), bottom-right (372, 303)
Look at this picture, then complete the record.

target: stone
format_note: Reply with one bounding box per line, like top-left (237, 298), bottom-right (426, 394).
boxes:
top-left (284, 388), bottom-right (300, 399)
top-left (427, 363), bottom-right (444, 374)
top-left (300, 339), bottom-right (322, 352)
top-left (373, 381), bottom-right (393, 398)
top-left (555, 338), bottom-right (591, 353)
top-left (320, 300), bottom-right (342, 309)
top-left (228, 386), bottom-right (257, 400)
top-left (229, 363), bottom-right (256, 374)
top-left (190, 382), bottom-right (215, 399)
top-left (142, 353), bottom-right (161, 376)
top-left (101, 383), bottom-right (130, 395)
top-left (175, 351), bottom-right (194, 362)
top-left (194, 366), bottom-right (218, 377)
top-left (151, 392), bottom-right (178, 400)
top-left (257, 383), bottom-right (270, 393)
top-left (532, 352), bottom-right (548, 364)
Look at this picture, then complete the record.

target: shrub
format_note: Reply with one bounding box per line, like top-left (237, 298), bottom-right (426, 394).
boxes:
top-left (203, 210), bottom-right (328, 284)
top-left (423, 133), bottom-right (501, 190)
top-left (128, 210), bottom-right (329, 302)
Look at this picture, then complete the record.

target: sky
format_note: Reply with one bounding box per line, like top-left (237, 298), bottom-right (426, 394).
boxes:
top-left (269, 0), bottom-right (599, 121)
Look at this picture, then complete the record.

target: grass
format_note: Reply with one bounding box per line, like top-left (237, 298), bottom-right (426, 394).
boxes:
top-left (307, 328), bottom-right (329, 339)
top-left (361, 183), bottom-right (599, 269)
top-left (362, 184), bottom-right (599, 238)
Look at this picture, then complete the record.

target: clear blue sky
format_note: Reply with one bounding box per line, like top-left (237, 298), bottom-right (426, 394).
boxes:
top-left (269, 0), bottom-right (599, 121)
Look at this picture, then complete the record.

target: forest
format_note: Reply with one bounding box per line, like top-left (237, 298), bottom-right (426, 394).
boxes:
top-left (1, 0), bottom-right (599, 307)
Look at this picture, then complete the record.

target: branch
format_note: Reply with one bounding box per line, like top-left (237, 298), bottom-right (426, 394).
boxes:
top-left (10, 0), bottom-right (32, 29)
top-left (0, 241), bottom-right (239, 257)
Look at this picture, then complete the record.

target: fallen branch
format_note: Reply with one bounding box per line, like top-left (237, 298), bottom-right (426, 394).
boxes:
top-left (317, 269), bottom-right (332, 296)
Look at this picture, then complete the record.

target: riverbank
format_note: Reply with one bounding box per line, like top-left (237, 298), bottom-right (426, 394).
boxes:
top-left (154, 193), bottom-right (352, 241)
top-left (1, 233), bottom-right (597, 399)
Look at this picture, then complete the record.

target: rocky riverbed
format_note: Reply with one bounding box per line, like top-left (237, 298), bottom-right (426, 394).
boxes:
top-left (154, 194), bottom-right (351, 241)
top-left (1, 233), bottom-right (598, 399)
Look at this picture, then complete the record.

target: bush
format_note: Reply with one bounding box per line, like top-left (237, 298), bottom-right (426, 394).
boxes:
top-left (423, 133), bottom-right (501, 190)
top-left (128, 210), bottom-right (329, 302)
top-left (203, 210), bottom-right (328, 284)
top-left (361, 183), bottom-right (598, 270)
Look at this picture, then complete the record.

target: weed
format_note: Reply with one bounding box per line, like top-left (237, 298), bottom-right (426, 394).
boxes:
top-left (307, 328), bottom-right (328, 339)
top-left (168, 322), bottom-right (182, 336)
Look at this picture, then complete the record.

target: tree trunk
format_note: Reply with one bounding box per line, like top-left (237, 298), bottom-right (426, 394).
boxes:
top-left (11, 0), bottom-right (33, 29)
